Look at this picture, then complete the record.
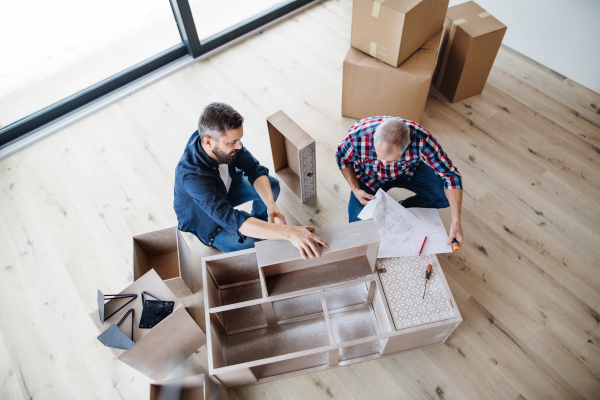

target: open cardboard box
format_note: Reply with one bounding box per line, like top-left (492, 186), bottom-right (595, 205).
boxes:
top-left (150, 374), bottom-right (223, 400)
top-left (133, 227), bottom-right (193, 298)
top-left (351, 0), bottom-right (449, 67)
top-left (267, 110), bottom-right (316, 203)
top-left (201, 220), bottom-right (462, 389)
top-left (91, 269), bottom-right (206, 380)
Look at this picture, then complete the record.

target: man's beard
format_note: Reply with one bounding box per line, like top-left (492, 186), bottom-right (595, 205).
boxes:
top-left (213, 145), bottom-right (239, 164)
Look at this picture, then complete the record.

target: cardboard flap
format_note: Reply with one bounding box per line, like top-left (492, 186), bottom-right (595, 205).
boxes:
top-left (380, 0), bottom-right (422, 13)
top-left (447, 1), bottom-right (506, 38)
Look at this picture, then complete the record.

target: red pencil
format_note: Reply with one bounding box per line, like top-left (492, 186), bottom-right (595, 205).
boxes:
top-left (419, 236), bottom-right (428, 255)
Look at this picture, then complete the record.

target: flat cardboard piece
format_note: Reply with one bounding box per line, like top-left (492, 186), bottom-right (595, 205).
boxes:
top-left (150, 374), bottom-right (223, 400)
top-left (267, 111), bottom-right (316, 203)
top-left (433, 1), bottom-right (506, 102)
top-left (91, 269), bottom-right (206, 380)
top-left (351, 0), bottom-right (449, 67)
top-left (133, 227), bottom-right (193, 298)
top-left (342, 30), bottom-right (443, 123)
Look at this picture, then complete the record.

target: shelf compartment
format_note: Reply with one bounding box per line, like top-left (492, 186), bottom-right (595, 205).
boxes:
top-left (225, 317), bottom-right (330, 366)
top-left (255, 220), bottom-right (380, 297)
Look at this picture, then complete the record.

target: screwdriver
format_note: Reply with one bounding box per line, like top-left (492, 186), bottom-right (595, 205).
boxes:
top-left (423, 264), bottom-right (433, 299)
top-left (452, 238), bottom-right (460, 252)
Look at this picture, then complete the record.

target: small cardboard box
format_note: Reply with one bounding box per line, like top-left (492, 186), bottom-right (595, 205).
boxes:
top-left (342, 30), bottom-right (442, 123)
top-left (91, 269), bottom-right (206, 380)
top-left (267, 111), bottom-right (316, 203)
top-left (150, 374), bottom-right (224, 400)
top-left (133, 227), bottom-right (193, 298)
top-left (433, 1), bottom-right (506, 102)
top-left (350, 0), bottom-right (449, 67)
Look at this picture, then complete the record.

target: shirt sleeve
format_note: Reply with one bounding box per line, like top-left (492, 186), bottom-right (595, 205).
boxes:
top-left (182, 175), bottom-right (251, 234)
top-left (234, 146), bottom-right (269, 185)
top-left (336, 136), bottom-right (357, 170)
top-left (421, 133), bottom-right (463, 190)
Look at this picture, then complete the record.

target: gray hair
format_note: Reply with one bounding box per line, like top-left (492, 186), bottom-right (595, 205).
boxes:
top-left (374, 119), bottom-right (410, 156)
top-left (198, 102), bottom-right (244, 141)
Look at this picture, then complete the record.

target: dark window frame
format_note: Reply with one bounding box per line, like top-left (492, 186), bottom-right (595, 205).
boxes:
top-left (0, 0), bottom-right (316, 148)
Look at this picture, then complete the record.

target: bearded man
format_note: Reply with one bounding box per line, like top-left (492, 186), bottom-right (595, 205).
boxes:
top-left (174, 102), bottom-right (327, 259)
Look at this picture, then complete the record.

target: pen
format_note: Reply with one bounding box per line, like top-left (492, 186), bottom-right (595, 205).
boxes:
top-left (419, 236), bottom-right (427, 255)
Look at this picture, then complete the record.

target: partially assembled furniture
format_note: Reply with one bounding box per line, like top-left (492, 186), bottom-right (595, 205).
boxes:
top-left (202, 220), bottom-right (461, 389)
top-left (150, 374), bottom-right (223, 400)
top-left (267, 110), bottom-right (316, 203)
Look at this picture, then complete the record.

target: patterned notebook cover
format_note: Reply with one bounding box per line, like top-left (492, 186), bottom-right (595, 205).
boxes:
top-left (377, 255), bottom-right (456, 330)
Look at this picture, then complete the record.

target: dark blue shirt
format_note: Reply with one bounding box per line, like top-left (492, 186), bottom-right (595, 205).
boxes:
top-left (174, 131), bottom-right (269, 246)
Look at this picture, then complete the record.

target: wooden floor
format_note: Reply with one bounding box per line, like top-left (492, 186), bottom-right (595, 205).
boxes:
top-left (1, 0), bottom-right (600, 399)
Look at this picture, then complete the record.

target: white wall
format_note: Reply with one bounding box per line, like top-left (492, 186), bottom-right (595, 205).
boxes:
top-left (449, 0), bottom-right (600, 94)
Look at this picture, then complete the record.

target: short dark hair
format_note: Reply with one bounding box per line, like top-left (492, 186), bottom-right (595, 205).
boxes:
top-left (198, 102), bottom-right (244, 140)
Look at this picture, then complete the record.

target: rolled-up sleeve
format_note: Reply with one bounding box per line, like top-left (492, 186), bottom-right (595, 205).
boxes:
top-left (421, 135), bottom-right (463, 190)
top-left (183, 175), bottom-right (251, 233)
top-left (336, 137), bottom-right (356, 170)
top-left (234, 146), bottom-right (269, 185)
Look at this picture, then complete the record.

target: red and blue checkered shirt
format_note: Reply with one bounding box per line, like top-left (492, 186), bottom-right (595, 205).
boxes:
top-left (336, 116), bottom-right (462, 191)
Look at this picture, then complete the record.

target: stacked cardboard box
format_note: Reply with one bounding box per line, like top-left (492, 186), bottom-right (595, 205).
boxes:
top-left (343, 0), bottom-right (449, 123)
top-left (433, 1), bottom-right (507, 102)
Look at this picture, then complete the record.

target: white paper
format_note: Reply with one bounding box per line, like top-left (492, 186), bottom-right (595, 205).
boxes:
top-left (358, 190), bottom-right (453, 258)
top-left (357, 190), bottom-right (421, 246)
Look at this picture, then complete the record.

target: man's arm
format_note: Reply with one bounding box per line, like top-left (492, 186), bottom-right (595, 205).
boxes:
top-left (444, 188), bottom-right (463, 246)
top-left (341, 167), bottom-right (374, 205)
top-left (239, 218), bottom-right (328, 259)
top-left (253, 175), bottom-right (287, 225)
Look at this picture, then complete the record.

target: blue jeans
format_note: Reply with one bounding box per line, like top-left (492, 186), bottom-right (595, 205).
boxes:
top-left (348, 162), bottom-right (450, 223)
top-left (212, 173), bottom-right (280, 252)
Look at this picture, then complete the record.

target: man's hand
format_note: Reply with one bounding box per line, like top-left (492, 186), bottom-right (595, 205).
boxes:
top-left (446, 220), bottom-right (463, 247)
top-left (267, 203), bottom-right (287, 225)
top-left (286, 226), bottom-right (330, 259)
top-left (353, 189), bottom-right (375, 206)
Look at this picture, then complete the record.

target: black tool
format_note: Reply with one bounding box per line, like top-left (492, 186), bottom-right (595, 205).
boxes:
top-left (97, 290), bottom-right (137, 324)
top-left (423, 264), bottom-right (433, 299)
top-left (97, 308), bottom-right (135, 350)
top-left (139, 291), bottom-right (174, 329)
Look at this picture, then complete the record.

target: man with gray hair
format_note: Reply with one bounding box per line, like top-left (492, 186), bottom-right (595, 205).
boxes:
top-left (174, 102), bottom-right (328, 259)
top-left (336, 116), bottom-right (464, 247)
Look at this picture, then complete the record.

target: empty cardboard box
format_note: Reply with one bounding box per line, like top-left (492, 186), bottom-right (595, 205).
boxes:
top-left (342, 30), bottom-right (442, 123)
top-left (133, 227), bottom-right (193, 298)
top-left (150, 374), bottom-right (223, 400)
top-left (433, 1), bottom-right (506, 102)
top-left (351, 0), bottom-right (449, 67)
top-left (91, 269), bottom-right (206, 380)
top-left (267, 111), bottom-right (316, 203)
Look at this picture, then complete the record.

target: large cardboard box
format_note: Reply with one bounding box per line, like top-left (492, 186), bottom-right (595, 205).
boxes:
top-left (350, 0), bottom-right (449, 67)
top-left (433, 1), bottom-right (506, 102)
top-left (267, 111), bottom-right (316, 203)
top-left (133, 227), bottom-right (193, 298)
top-left (150, 374), bottom-right (224, 400)
top-left (342, 30), bottom-right (442, 123)
top-left (92, 269), bottom-right (206, 380)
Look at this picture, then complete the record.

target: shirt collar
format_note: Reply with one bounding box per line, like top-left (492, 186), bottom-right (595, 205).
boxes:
top-left (195, 135), bottom-right (220, 170)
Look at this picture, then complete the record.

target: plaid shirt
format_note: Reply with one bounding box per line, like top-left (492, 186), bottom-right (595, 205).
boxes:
top-left (336, 116), bottom-right (462, 191)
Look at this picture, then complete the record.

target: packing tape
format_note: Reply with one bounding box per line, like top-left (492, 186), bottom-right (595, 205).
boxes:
top-left (372, 0), bottom-right (385, 18)
top-left (479, 11), bottom-right (491, 18)
top-left (369, 42), bottom-right (377, 57)
top-left (435, 18), bottom-right (467, 89)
